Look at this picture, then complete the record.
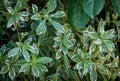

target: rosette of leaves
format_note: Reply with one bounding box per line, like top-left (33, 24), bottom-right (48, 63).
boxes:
top-left (85, 19), bottom-right (116, 56)
top-left (31, 0), bottom-right (65, 35)
top-left (72, 49), bottom-right (97, 81)
top-left (53, 29), bottom-right (76, 56)
top-left (4, 0), bottom-right (29, 28)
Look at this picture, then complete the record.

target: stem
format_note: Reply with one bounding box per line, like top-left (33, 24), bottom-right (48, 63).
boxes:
top-left (14, 22), bottom-right (22, 44)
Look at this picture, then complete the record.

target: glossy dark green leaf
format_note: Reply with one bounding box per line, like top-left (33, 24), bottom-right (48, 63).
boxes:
top-left (82, 0), bottom-right (105, 18)
top-left (67, 0), bottom-right (89, 31)
top-left (0, 65), bottom-right (9, 74)
top-left (111, 0), bottom-right (120, 16)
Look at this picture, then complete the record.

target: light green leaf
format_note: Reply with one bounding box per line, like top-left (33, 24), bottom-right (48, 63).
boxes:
top-left (64, 55), bottom-right (70, 69)
top-left (22, 49), bottom-right (30, 62)
top-left (9, 68), bottom-right (16, 80)
top-left (97, 64), bottom-right (109, 75)
top-left (50, 11), bottom-right (65, 18)
top-left (67, 0), bottom-right (89, 31)
top-left (32, 4), bottom-right (38, 14)
top-left (82, 0), bottom-right (105, 18)
top-left (74, 62), bottom-right (83, 70)
top-left (47, 0), bottom-right (56, 13)
top-left (51, 20), bottom-right (64, 33)
top-left (32, 65), bottom-right (40, 77)
top-left (90, 70), bottom-right (97, 81)
top-left (61, 69), bottom-right (69, 80)
top-left (6, 7), bottom-right (15, 15)
top-left (19, 63), bottom-right (30, 73)
top-left (0, 65), bottom-right (9, 74)
top-left (31, 14), bottom-right (41, 20)
top-left (88, 32), bottom-right (99, 39)
top-left (36, 20), bottom-right (47, 35)
top-left (111, 0), bottom-right (120, 16)
top-left (97, 19), bottom-right (105, 34)
top-left (89, 42), bottom-right (96, 53)
top-left (7, 17), bottom-right (14, 28)
top-left (8, 47), bottom-right (20, 58)
top-left (36, 57), bottom-right (52, 64)
top-left (55, 50), bottom-right (62, 60)
top-left (103, 29), bottom-right (115, 39)
top-left (35, 63), bottom-right (48, 72)
top-left (103, 40), bottom-right (115, 52)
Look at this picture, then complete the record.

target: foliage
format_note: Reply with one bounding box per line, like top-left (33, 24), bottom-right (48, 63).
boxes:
top-left (0, 0), bottom-right (120, 81)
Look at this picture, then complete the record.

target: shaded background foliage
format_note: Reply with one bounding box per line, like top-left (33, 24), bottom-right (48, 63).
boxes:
top-left (0, 0), bottom-right (120, 81)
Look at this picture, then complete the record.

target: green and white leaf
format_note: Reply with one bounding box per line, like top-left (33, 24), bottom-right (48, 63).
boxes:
top-left (19, 63), bottom-right (30, 73)
top-left (36, 20), bottom-right (47, 35)
top-left (51, 20), bottom-right (64, 33)
top-left (50, 11), bottom-right (65, 18)
top-left (22, 49), bottom-right (30, 62)
top-left (32, 4), bottom-right (38, 14)
top-left (32, 65), bottom-right (40, 77)
top-left (9, 68), bottom-right (16, 80)
top-left (8, 47), bottom-right (20, 58)
top-left (36, 57), bottom-right (52, 64)
top-left (47, 0), bottom-right (56, 13)
top-left (0, 65), bottom-right (9, 74)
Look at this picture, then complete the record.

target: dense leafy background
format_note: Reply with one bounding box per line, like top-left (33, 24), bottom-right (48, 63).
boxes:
top-left (0, 0), bottom-right (120, 81)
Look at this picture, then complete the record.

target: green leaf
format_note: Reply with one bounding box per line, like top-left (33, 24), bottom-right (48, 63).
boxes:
top-left (0, 65), bottom-right (9, 74)
top-left (36, 57), bottom-right (52, 64)
top-left (103, 29), bottom-right (115, 39)
top-left (9, 67), bottom-right (16, 80)
top-left (31, 14), bottom-right (41, 20)
top-left (89, 42), bottom-right (96, 53)
top-left (111, 0), bottom-right (120, 16)
top-left (88, 32), bottom-right (99, 39)
top-left (7, 17), bottom-right (14, 28)
top-left (19, 63), bottom-right (30, 73)
top-left (55, 50), bottom-right (62, 60)
top-left (32, 65), bottom-right (40, 77)
top-left (32, 4), bottom-right (38, 14)
top-left (51, 20), bottom-right (64, 33)
top-left (22, 49), bottom-right (30, 62)
top-left (36, 20), bottom-right (47, 35)
top-left (8, 47), bottom-right (20, 58)
top-left (47, 0), bottom-right (56, 13)
top-left (74, 62), bottom-right (83, 70)
top-left (67, 0), bottom-right (89, 31)
top-left (50, 11), bottom-right (65, 18)
top-left (90, 70), bottom-right (97, 81)
top-left (64, 55), bottom-right (70, 69)
top-left (96, 64), bottom-right (109, 75)
top-left (35, 63), bottom-right (48, 72)
top-left (82, 0), bottom-right (105, 18)
top-left (61, 69), bottom-right (69, 80)
top-left (103, 40), bottom-right (115, 52)
top-left (6, 7), bottom-right (15, 15)
top-left (97, 19), bottom-right (105, 33)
